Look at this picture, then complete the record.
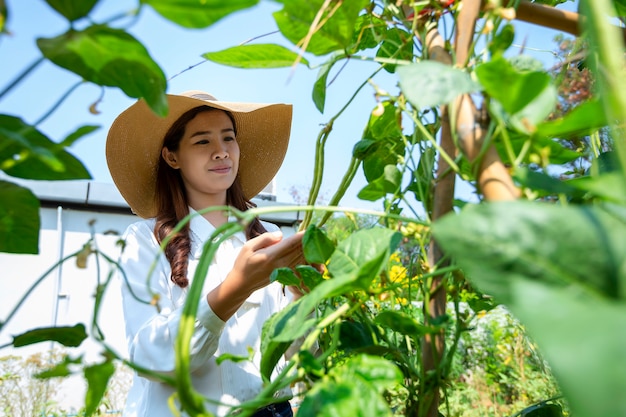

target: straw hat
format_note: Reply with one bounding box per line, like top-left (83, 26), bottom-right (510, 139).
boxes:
top-left (106, 91), bottom-right (293, 218)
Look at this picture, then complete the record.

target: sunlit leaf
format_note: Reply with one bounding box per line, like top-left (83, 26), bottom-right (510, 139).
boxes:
top-left (303, 224), bottom-right (335, 264)
top-left (328, 227), bottom-right (402, 289)
top-left (433, 201), bottom-right (626, 417)
top-left (357, 165), bottom-right (402, 201)
top-left (0, 115), bottom-right (91, 180)
top-left (203, 44), bottom-right (308, 69)
top-left (376, 27), bottom-right (414, 73)
top-left (144, 0), bottom-right (258, 28)
top-left (398, 61), bottom-right (480, 109)
top-left (37, 25), bottom-right (167, 116)
top-left (273, 0), bottom-right (369, 56)
top-left (84, 361), bottom-right (115, 416)
top-left (536, 99), bottom-right (607, 138)
top-left (476, 57), bottom-right (557, 133)
top-left (0, 181), bottom-right (40, 254)
top-left (13, 324), bottom-right (88, 347)
top-left (45, 0), bottom-right (98, 21)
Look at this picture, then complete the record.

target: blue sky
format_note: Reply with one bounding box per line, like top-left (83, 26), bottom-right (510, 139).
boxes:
top-left (0, 0), bottom-right (577, 209)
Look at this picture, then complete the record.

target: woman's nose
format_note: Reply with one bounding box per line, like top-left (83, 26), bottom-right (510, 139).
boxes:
top-left (212, 145), bottom-right (229, 159)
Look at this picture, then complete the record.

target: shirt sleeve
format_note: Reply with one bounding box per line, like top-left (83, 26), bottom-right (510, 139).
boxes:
top-left (118, 221), bottom-right (226, 375)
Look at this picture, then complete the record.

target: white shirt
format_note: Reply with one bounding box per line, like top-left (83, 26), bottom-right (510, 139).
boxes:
top-left (118, 209), bottom-right (292, 417)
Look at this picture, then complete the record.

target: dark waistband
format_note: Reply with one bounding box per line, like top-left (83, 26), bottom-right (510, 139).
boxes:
top-left (251, 401), bottom-right (292, 417)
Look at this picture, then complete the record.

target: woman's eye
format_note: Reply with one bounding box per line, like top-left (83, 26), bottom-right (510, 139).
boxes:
top-left (195, 139), bottom-right (209, 145)
top-left (224, 136), bottom-right (236, 142)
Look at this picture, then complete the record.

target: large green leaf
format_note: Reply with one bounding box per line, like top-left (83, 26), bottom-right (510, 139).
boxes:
top-left (0, 180), bottom-right (40, 254)
top-left (203, 44), bottom-right (308, 69)
top-left (433, 201), bottom-right (626, 300)
top-left (143, 0), bottom-right (258, 28)
top-left (328, 227), bottom-right (402, 289)
top-left (476, 57), bottom-right (557, 133)
top-left (398, 61), bottom-right (480, 110)
top-left (273, 0), bottom-right (369, 56)
top-left (37, 25), bottom-right (168, 116)
top-left (13, 324), bottom-right (88, 347)
top-left (432, 201), bottom-right (626, 417)
top-left (297, 355), bottom-right (401, 416)
top-left (44, 0), bottom-right (98, 21)
top-left (0, 115), bottom-right (91, 180)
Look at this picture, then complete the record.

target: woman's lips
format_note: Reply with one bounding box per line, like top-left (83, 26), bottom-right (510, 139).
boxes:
top-left (210, 166), bottom-right (231, 174)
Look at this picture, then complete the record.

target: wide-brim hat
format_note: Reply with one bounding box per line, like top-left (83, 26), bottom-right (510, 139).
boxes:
top-left (106, 90), bottom-right (293, 219)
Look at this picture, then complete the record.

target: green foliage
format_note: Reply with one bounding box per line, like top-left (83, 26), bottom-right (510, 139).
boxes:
top-left (3, 0), bottom-right (626, 416)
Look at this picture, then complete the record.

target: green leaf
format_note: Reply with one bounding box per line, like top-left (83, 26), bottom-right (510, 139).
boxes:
top-left (59, 125), bottom-right (100, 148)
top-left (144, 0), bottom-right (258, 29)
top-left (513, 167), bottom-right (578, 197)
top-left (312, 53), bottom-right (344, 113)
top-left (476, 57), bottom-right (557, 133)
top-left (398, 61), bottom-right (480, 110)
top-left (298, 380), bottom-right (393, 417)
top-left (273, 0), bottom-right (369, 56)
top-left (374, 310), bottom-right (438, 337)
top-left (376, 27), bottom-right (414, 73)
top-left (357, 164), bottom-right (402, 201)
top-left (295, 265), bottom-right (324, 291)
top-left (351, 14), bottom-right (386, 52)
top-left (488, 23), bottom-right (515, 57)
top-left (433, 201), bottom-right (626, 302)
top-left (303, 224), bottom-right (335, 264)
top-left (328, 227), bottom-right (402, 289)
top-left (432, 201), bottom-right (626, 417)
top-left (45, 0), bottom-right (98, 21)
top-left (270, 267), bottom-right (301, 286)
top-left (0, 181), bottom-right (40, 254)
top-left (338, 320), bottom-right (375, 351)
top-left (13, 323), bottom-right (88, 347)
top-left (0, 0), bottom-right (7, 34)
top-left (0, 115), bottom-right (91, 180)
top-left (84, 361), bottom-right (115, 417)
top-left (203, 44), bottom-right (308, 69)
top-left (260, 297), bottom-right (318, 382)
top-left (536, 99), bottom-right (607, 138)
top-left (37, 25), bottom-right (168, 116)
top-left (331, 354), bottom-right (402, 393)
top-left (36, 355), bottom-right (83, 379)
top-left (298, 355), bottom-right (401, 416)
top-left (566, 172), bottom-right (626, 203)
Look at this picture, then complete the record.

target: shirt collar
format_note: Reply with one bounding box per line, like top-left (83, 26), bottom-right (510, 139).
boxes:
top-left (188, 207), bottom-right (247, 256)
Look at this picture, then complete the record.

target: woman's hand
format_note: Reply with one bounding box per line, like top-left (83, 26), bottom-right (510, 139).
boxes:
top-left (207, 231), bottom-right (305, 320)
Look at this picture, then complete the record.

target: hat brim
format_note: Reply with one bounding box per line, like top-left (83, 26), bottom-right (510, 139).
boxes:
top-left (106, 92), bottom-right (293, 218)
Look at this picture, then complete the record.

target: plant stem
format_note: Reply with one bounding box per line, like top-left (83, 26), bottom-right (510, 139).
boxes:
top-left (0, 57), bottom-right (44, 100)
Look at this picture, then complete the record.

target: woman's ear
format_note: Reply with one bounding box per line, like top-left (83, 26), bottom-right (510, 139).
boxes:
top-left (162, 147), bottom-right (179, 169)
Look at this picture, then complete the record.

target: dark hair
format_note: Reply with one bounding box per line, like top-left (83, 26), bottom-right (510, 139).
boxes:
top-left (154, 105), bottom-right (268, 288)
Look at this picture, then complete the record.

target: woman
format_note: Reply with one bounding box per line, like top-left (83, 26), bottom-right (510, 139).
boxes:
top-left (106, 91), bottom-right (302, 417)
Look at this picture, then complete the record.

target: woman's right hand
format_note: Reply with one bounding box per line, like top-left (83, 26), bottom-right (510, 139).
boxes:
top-left (207, 231), bottom-right (305, 321)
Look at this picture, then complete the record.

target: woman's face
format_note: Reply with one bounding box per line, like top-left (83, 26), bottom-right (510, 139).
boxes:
top-left (162, 109), bottom-right (240, 207)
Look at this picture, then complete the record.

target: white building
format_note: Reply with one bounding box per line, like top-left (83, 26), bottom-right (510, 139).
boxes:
top-left (0, 176), bottom-right (301, 414)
